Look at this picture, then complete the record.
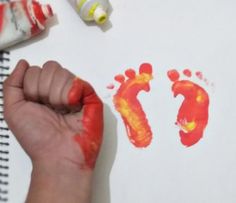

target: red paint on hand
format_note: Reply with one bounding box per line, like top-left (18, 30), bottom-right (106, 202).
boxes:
top-left (113, 63), bottom-right (153, 148)
top-left (68, 78), bottom-right (103, 169)
top-left (68, 78), bottom-right (83, 105)
top-left (167, 69), bottom-right (209, 147)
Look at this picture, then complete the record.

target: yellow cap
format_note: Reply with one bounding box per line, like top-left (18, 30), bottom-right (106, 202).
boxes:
top-left (93, 6), bottom-right (107, 24)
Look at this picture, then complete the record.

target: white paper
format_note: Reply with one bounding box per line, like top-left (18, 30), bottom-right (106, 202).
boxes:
top-left (6, 0), bottom-right (236, 202)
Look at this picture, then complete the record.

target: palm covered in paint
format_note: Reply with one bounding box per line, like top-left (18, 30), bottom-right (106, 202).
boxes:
top-left (3, 60), bottom-right (103, 169)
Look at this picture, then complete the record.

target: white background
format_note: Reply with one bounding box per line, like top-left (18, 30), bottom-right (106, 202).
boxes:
top-left (6, 0), bottom-right (236, 202)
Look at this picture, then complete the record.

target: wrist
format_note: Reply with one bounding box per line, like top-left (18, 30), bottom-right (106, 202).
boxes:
top-left (26, 159), bottom-right (92, 203)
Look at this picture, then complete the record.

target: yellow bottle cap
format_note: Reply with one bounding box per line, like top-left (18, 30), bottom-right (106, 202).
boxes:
top-left (93, 6), bottom-right (107, 24)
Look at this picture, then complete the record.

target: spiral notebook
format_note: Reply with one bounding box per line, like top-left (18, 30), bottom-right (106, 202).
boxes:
top-left (0, 0), bottom-right (10, 196)
top-left (0, 50), bottom-right (10, 202)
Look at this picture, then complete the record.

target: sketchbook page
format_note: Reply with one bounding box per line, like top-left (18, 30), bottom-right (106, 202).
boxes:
top-left (7, 0), bottom-right (236, 202)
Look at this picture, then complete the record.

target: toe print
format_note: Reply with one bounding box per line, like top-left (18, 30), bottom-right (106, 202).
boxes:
top-left (167, 69), bottom-right (209, 147)
top-left (113, 63), bottom-right (153, 148)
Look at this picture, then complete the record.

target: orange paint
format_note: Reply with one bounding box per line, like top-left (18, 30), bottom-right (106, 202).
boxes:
top-left (167, 69), bottom-right (209, 147)
top-left (113, 63), bottom-right (153, 148)
top-left (68, 78), bottom-right (103, 169)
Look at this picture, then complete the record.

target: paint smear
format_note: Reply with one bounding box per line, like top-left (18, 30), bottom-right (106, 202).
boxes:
top-left (106, 83), bottom-right (115, 89)
top-left (167, 69), bottom-right (209, 147)
top-left (68, 78), bottom-right (103, 169)
top-left (0, 5), bottom-right (4, 32)
top-left (183, 69), bottom-right (192, 77)
top-left (196, 71), bottom-right (203, 80)
top-left (113, 63), bottom-right (153, 148)
top-left (0, 1), bottom-right (53, 50)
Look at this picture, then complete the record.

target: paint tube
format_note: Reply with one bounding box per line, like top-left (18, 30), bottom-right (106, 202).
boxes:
top-left (0, 0), bottom-right (53, 50)
top-left (68, 0), bottom-right (109, 25)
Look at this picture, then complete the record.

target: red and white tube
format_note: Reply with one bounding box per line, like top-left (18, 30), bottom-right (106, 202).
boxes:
top-left (0, 0), bottom-right (53, 50)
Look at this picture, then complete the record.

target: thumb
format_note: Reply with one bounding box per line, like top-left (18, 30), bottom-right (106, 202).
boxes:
top-left (3, 59), bottom-right (29, 111)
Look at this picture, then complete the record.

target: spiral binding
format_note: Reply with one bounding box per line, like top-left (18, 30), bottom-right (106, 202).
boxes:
top-left (0, 51), bottom-right (10, 202)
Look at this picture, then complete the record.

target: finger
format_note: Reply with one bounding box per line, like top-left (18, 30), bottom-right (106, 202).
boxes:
top-left (81, 83), bottom-right (103, 132)
top-left (38, 61), bottom-right (58, 104)
top-left (82, 94), bottom-right (103, 132)
top-left (81, 80), bottom-right (100, 104)
top-left (67, 77), bottom-right (103, 119)
top-left (61, 77), bottom-right (97, 113)
top-left (3, 60), bottom-right (29, 109)
top-left (49, 66), bottom-right (73, 110)
top-left (61, 77), bottom-right (83, 109)
top-left (23, 66), bottom-right (41, 102)
top-left (79, 81), bottom-right (103, 138)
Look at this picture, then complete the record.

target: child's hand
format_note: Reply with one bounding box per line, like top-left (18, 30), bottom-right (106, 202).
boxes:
top-left (3, 60), bottom-right (103, 170)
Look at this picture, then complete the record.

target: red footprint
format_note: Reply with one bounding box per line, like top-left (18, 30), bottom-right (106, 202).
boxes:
top-left (113, 63), bottom-right (153, 148)
top-left (167, 69), bottom-right (209, 147)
